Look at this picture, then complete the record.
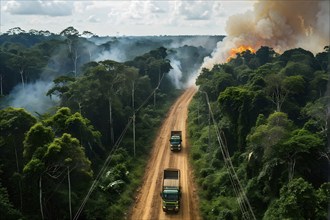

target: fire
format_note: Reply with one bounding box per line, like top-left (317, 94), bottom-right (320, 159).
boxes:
top-left (226, 45), bottom-right (256, 62)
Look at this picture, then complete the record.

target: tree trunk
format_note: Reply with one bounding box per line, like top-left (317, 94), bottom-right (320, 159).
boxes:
top-left (288, 158), bottom-right (296, 181)
top-left (109, 97), bottom-right (114, 146)
top-left (39, 176), bottom-right (44, 220)
top-left (68, 167), bottom-right (72, 220)
top-left (20, 69), bottom-right (25, 90)
top-left (13, 142), bottom-right (23, 211)
top-left (73, 49), bottom-right (78, 77)
top-left (0, 74), bottom-right (3, 96)
top-left (327, 104), bottom-right (330, 182)
top-left (88, 49), bottom-right (92, 62)
top-left (132, 81), bottom-right (136, 156)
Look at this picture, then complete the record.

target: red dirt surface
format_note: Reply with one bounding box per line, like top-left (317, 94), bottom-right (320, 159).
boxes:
top-left (128, 86), bottom-right (201, 220)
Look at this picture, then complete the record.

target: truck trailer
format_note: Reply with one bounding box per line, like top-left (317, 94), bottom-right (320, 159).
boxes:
top-left (160, 168), bottom-right (181, 212)
top-left (169, 131), bottom-right (182, 151)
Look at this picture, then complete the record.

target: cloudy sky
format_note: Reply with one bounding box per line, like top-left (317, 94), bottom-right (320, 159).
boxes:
top-left (0, 0), bottom-right (254, 36)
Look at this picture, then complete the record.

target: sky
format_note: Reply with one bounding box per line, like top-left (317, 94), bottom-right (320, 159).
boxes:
top-left (0, 0), bottom-right (255, 36)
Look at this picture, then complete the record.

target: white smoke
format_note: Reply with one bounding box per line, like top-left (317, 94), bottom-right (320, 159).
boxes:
top-left (184, 68), bottom-right (199, 88)
top-left (168, 36), bottom-right (225, 52)
top-left (90, 36), bottom-right (220, 89)
top-left (200, 0), bottom-right (330, 70)
top-left (2, 36), bottom-right (220, 114)
top-left (167, 57), bottom-right (200, 89)
top-left (168, 57), bottom-right (183, 89)
top-left (6, 81), bottom-right (59, 114)
top-left (95, 47), bottom-right (127, 62)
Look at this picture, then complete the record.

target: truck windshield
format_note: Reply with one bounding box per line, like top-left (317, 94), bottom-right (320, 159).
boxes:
top-left (170, 136), bottom-right (181, 143)
top-left (163, 192), bottom-right (178, 201)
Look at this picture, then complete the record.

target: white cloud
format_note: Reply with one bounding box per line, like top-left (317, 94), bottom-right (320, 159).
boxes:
top-left (103, 1), bottom-right (168, 26)
top-left (176, 1), bottom-right (220, 20)
top-left (145, 0), bottom-right (166, 14)
top-left (4, 0), bottom-right (74, 16)
top-left (124, 1), bottom-right (165, 23)
top-left (0, 0), bottom-right (255, 36)
top-left (74, 1), bottom-right (94, 13)
top-left (87, 15), bottom-right (100, 23)
top-left (212, 2), bottom-right (226, 17)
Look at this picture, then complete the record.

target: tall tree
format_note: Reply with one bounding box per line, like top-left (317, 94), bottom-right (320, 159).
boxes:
top-left (247, 112), bottom-right (293, 182)
top-left (0, 107), bottom-right (36, 210)
top-left (281, 129), bottom-right (324, 181)
top-left (43, 107), bottom-right (104, 162)
top-left (264, 74), bottom-right (288, 112)
top-left (60, 26), bottom-right (81, 76)
top-left (23, 123), bottom-right (54, 162)
top-left (302, 97), bottom-right (329, 136)
top-left (264, 178), bottom-right (317, 219)
top-left (218, 86), bottom-right (270, 149)
top-left (255, 46), bottom-right (277, 66)
top-left (23, 133), bottom-right (93, 219)
top-left (0, 182), bottom-right (22, 220)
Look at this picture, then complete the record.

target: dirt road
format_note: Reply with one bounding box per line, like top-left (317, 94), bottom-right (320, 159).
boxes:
top-left (129, 86), bottom-right (201, 220)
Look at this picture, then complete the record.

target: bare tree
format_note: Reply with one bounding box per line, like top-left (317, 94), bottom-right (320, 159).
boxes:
top-left (265, 74), bottom-right (288, 111)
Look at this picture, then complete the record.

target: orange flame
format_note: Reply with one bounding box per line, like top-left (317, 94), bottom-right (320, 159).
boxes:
top-left (226, 45), bottom-right (256, 62)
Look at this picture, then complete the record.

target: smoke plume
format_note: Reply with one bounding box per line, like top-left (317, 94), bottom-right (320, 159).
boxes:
top-left (167, 57), bottom-right (183, 89)
top-left (6, 81), bottom-right (59, 114)
top-left (202, 0), bottom-right (330, 69)
top-left (92, 36), bottom-right (220, 89)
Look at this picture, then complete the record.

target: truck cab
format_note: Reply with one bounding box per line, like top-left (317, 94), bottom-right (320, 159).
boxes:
top-left (161, 168), bottom-right (181, 213)
top-left (161, 189), bottom-right (181, 212)
top-left (170, 131), bottom-right (182, 151)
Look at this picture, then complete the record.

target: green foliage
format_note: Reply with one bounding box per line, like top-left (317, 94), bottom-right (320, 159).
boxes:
top-left (245, 177), bottom-right (269, 219)
top-left (308, 70), bottom-right (329, 99)
top-left (282, 129), bottom-right (324, 155)
top-left (279, 48), bottom-right (316, 68)
top-left (44, 107), bottom-right (104, 165)
top-left (1, 31), bottom-right (328, 219)
top-left (281, 129), bottom-right (325, 183)
top-left (189, 45), bottom-right (328, 219)
top-left (48, 52), bottom-right (173, 149)
top-left (247, 112), bottom-right (293, 164)
top-left (0, 32), bottom-right (217, 219)
top-left (196, 65), bottom-right (236, 101)
top-left (23, 158), bottom-right (45, 175)
top-left (43, 45), bottom-right (179, 219)
top-left (4, 107), bottom-right (100, 219)
top-left (46, 76), bottom-right (76, 98)
top-left (0, 183), bottom-right (22, 220)
top-left (23, 132), bottom-right (93, 219)
top-left (315, 182), bottom-right (330, 219)
top-left (315, 45), bottom-right (330, 71)
top-left (0, 107), bottom-right (37, 210)
top-left (302, 97), bottom-right (329, 135)
top-left (44, 134), bottom-right (91, 170)
top-left (283, 75), bottom-right (306, 95)
top-left (0, 107), bottom-right (37, 134)
top-left (99, 163), bottom-right (128, 195)
top-left (263, 178), bottom-right (317, 219)
top-left (125, 47), bottom-right (173, 91)
top-left (255, 46), bottom-right (277, 66)
top-left (281, 61), bottom-right (313, 79)
top-left (0, 28), bottom-right (101, 95)
top-left (218, 86), bottom-right (270, 149)
top-left (23, 123), bottom-right (54, 161)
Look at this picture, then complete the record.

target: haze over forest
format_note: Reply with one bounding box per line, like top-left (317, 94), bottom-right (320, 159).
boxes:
top-left (0, 30), bottom-right (224, 113)
top-left (0, 0), bottom-right (329, 219)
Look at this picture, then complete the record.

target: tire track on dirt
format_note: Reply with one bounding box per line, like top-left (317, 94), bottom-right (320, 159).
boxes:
top-left (129, 87), bottom-right (200, 220)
